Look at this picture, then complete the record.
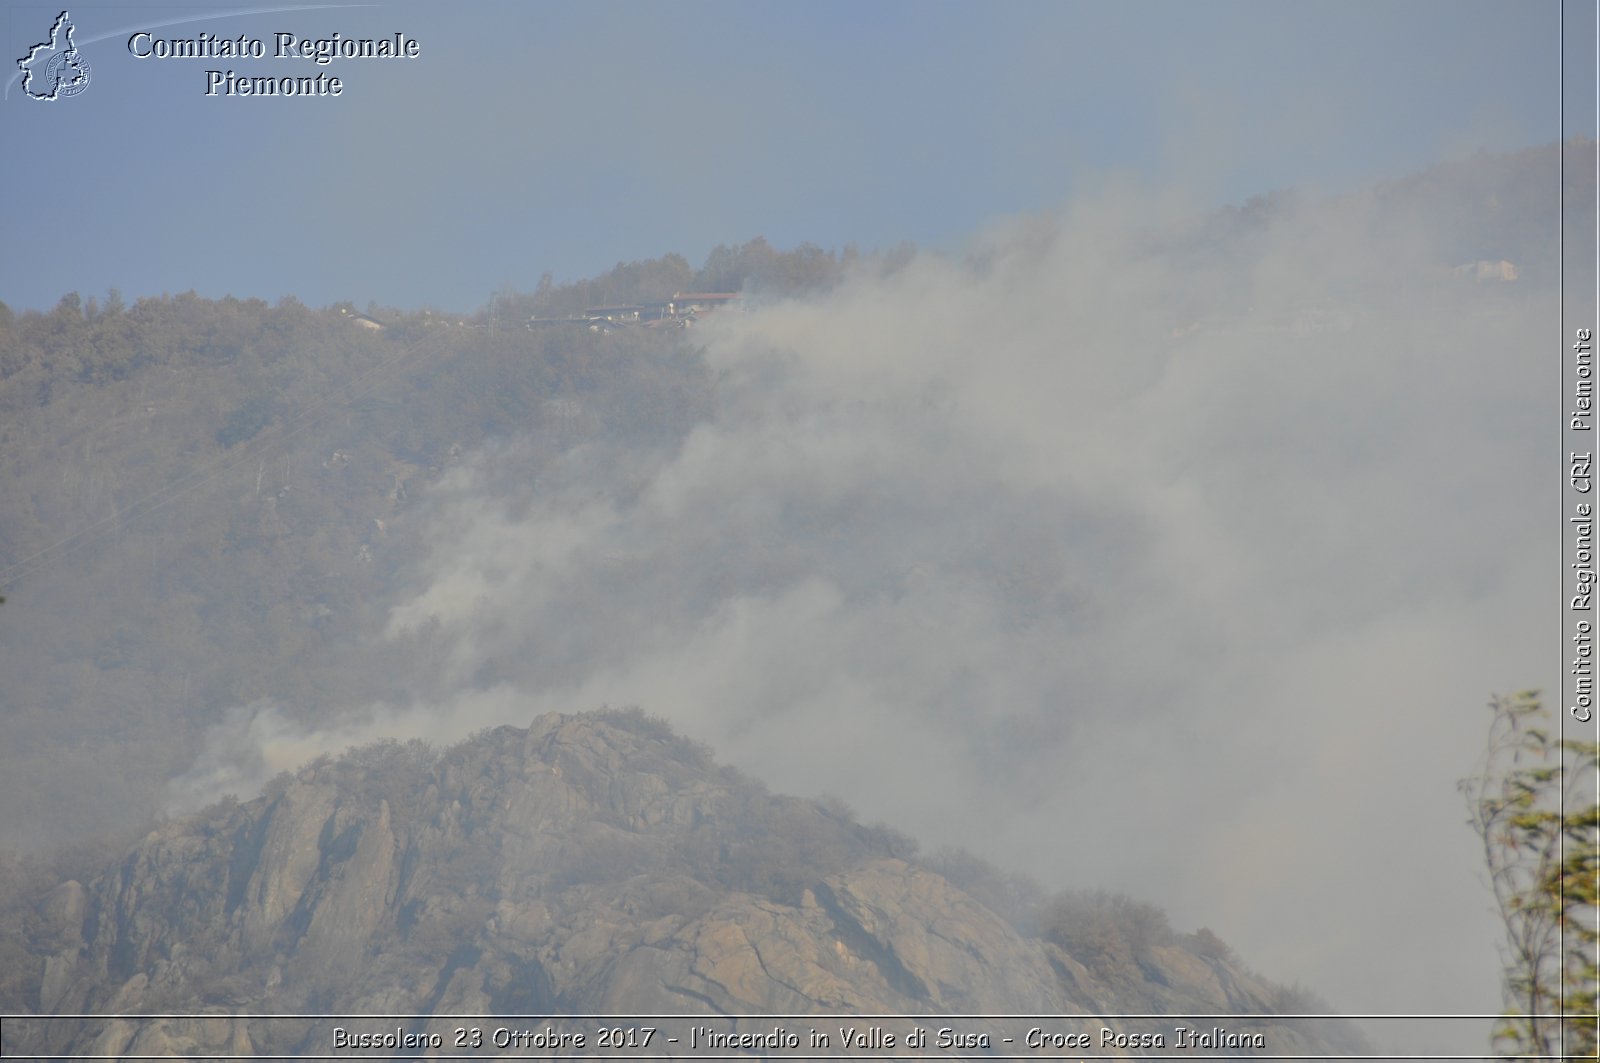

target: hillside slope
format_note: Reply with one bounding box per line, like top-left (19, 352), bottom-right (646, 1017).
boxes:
top-left (5, 711), bottom-right (1363, 1057)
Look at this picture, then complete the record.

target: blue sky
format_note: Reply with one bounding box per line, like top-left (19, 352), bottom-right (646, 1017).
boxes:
top-left (2, 0), bottom-right (1588, 314)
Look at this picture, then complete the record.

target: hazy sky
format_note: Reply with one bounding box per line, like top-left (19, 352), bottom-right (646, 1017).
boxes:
top-left (6, 1), bottom-right (1598, 1056)
top-left (2, 0), bottom-right (1589, 314)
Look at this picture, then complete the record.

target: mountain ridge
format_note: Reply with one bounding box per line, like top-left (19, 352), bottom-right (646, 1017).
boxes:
top-left (4, 709), bottom-right (1365, 1057)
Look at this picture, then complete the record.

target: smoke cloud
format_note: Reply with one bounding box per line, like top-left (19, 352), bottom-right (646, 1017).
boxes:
top-left (172, 175), bottom-right (1553, 1034)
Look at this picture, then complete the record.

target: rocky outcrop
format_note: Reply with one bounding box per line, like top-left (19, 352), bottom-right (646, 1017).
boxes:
top-left (4, 711), bottom-right (1364, 1057)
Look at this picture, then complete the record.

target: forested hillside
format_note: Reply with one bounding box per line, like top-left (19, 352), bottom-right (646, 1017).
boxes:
top-left (0, 236), bottom-right (849, 851)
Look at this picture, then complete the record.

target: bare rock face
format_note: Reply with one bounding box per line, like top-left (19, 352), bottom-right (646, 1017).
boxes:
top-left (816, 860), bottom-right (1064, 1012)
top-left (4, 711), bottom-right (1364, 1057)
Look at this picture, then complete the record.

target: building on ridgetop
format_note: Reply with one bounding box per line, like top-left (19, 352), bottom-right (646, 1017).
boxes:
top-left (668, 292), bottom-right (739, 316)
top-left (339, 307), bottom-right (386, 330)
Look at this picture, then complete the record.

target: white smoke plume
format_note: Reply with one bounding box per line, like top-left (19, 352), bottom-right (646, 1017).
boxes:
top-left (176, 174), bottom-right (1553, 1037)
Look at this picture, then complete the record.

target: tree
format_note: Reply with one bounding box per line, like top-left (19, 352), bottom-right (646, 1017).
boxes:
top-left (1463, 691), bottom-right (1598, 1060)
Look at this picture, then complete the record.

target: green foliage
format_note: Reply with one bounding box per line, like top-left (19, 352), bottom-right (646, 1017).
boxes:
top-left (1463, 691), bottom-right (1599, 1060)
